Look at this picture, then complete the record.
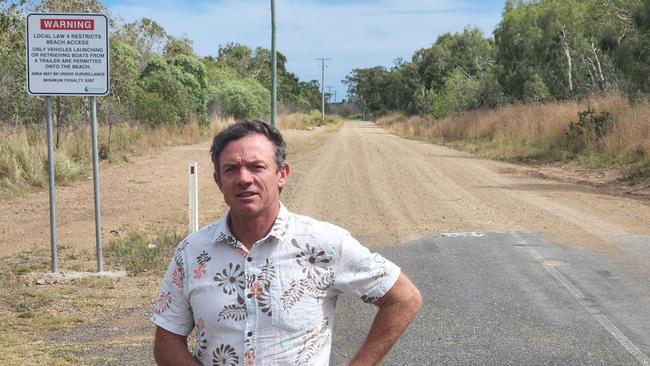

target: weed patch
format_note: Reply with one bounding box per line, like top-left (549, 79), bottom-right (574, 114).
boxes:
top-left (106, 231), bottom-right (184, 275)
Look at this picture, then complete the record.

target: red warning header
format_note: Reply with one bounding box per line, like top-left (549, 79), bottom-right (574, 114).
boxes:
top-left (40, 18), bottom-right (95, 31)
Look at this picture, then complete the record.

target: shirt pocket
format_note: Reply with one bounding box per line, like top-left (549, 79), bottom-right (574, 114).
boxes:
top-left (270, 268), bottom-right (328, 332)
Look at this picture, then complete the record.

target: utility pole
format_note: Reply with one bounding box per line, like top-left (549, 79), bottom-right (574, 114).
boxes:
top-left (270, 0), bottom-right (277, 126)
top-left (326, 85), bottom-right (333, 112)
top-left (316, 57), bottom-right (330, 121)
top-left (334, 90), bottom-right (337, 104)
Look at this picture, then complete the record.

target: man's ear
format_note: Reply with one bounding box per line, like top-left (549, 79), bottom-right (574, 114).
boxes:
top-left (213, 171), bottom-right (222, 190)
top-left (278, 163), bottom-right (290, 188)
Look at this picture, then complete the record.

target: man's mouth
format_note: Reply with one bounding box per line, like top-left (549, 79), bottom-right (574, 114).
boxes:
top-left (236, 191), bottom-right (257, 198)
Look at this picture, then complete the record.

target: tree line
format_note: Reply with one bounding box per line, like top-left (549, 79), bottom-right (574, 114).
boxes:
top-left (343, 0), bottom-right (650, 118)
top-left (0, 0), bottom-right (323, 134)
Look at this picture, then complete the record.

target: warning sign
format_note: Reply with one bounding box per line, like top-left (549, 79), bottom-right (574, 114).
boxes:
top-left (26, 13), bottom-right (109, 96)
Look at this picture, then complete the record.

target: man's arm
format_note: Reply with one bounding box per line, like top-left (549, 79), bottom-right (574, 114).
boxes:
top-left (154, 326), bottom-right (201, 366)
top-left (348, 272), bottom-right (422, 366)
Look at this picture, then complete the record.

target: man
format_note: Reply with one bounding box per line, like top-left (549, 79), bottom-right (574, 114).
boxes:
top-left (152, 119), bottom-right (421, 365)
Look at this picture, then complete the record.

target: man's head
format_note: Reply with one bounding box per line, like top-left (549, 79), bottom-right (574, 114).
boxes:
top-left (210, 120), bottom-right (290, 219)
top-left (210, 119), bottom-right (287, 176)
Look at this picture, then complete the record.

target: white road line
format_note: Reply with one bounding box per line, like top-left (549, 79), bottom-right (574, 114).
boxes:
top-left (442, 232), bottom-right (485, 238)
top-left (512, 233), bottom-right (650, 366)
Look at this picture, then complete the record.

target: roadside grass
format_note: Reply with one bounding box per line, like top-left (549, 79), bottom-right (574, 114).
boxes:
top-left (278, 110), bottom-right (343, 130)
top-left (377, 93), bottom-right (650, 183)
top-left (0, 119), bottom-right (225, 199)
top-left (0, 256), bottom-right (88, 365)
top-left (105, 230), bottom-right (184, 275)
top-left (0, 230), bottom-right (179, 364)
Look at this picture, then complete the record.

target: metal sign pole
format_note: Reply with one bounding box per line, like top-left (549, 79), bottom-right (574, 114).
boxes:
top-left (46, 96), bottom-right (58, 273)
top-left (90, 96), bottom-right (103, 272)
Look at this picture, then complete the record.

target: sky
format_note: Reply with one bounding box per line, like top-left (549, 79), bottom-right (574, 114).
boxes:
top-left (104, 0), bottom-right (506, 101)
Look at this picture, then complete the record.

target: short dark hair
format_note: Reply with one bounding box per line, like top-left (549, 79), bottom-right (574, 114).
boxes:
top-left (210, 119), bottom-right (287, 175)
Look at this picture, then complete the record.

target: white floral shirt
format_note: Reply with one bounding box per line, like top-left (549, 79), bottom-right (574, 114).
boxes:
top-left (151, 203), bottom-right (400, 366)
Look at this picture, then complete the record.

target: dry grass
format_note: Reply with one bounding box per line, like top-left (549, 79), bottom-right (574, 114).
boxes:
top-left (0, 119), bottom-right (226, 198)
top-left (377, 94), bottom-right (650, 179)
top-left (277, 111), bottom-right (343, 130)
top-left (0, 244), bottom-right (159, 365)
top-left (0, 254), bottom-right (84, 365)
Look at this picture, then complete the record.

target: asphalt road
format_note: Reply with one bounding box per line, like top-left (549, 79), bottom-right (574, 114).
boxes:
top-left (332, 231), bottom-right (650, 365)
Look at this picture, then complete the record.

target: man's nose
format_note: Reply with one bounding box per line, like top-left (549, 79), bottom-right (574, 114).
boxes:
top-left (235, 167), bottom-right (253, 185)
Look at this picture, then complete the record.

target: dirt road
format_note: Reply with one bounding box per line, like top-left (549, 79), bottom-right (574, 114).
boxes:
top-left (3, 120), bottom-right (650, 364)
top-left (1, 120), bottom-right (649, 258)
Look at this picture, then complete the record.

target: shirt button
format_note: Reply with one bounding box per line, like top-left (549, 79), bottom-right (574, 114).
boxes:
top-left (247, 257), bottom-right (252, 262)
top-left (247, 331), bottom-right (253, 336)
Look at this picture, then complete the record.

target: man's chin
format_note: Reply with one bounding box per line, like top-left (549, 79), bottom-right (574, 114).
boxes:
top-left (230, 203), bottom-right (262, 217)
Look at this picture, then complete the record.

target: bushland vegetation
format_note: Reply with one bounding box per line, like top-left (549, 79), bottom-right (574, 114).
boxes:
top-left (344, 0), bottom-right (650, 180)
top-left (0, 0), bottom-right (325, 195)
top-left (377, 93), bottom-right (650, 182)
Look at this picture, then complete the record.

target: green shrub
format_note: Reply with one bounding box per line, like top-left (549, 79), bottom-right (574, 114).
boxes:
top-left (216, 78), bottom-right (270, 120)
top-left (135, 91), bottom-right (181, 126)
top-left (564, 107), bottom-right (613, 153)
top-left (523, 74), bottom-right (551, 104)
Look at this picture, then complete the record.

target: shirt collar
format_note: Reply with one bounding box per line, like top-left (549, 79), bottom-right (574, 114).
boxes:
top-left (213, 202), bottom-right (291, 248)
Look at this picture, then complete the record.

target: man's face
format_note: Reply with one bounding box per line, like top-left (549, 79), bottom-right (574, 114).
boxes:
top-left (214, 134), bottom-right (289, 219)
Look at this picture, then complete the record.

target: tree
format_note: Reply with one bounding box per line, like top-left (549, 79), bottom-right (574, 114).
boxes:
top-left (102, 38), bottom-right (141, 153)
top-left (439, 69), bottom-right (480, 115)
top-left (164, 35), bottom-right (194, 58)
top-left (216, 42), bottom-right (254, 78)
top-left (0, 0), bottom-right (40, 127)
top-left (494, 0), bottom-right (620, 101)
top-left (412, 27), bottom-right (494, 92)
top-left (343, 66), bottom-right (392, 116)
top-left (113, 18), bottom-right (167, 70)
top-left (215, 78), bottom-right (270, 120)
top-left (603, 0), bottom-right (650, 96)
top-left (138, 54), bottom-right (212, 125)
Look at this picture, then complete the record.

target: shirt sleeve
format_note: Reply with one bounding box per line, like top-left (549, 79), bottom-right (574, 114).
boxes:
top-left (332, 234), bottom-right (401, 303)
top-left (150, 243), bottom-right (194, 336)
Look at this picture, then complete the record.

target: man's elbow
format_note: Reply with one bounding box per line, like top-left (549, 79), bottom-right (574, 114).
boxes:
top-left (391, 273), bottom-right (422, 318)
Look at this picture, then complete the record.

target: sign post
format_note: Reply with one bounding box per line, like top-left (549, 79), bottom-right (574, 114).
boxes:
top-left (26, 13), bottom-right (110, 273)
top-left (45, 96), bottom-right (57, 273)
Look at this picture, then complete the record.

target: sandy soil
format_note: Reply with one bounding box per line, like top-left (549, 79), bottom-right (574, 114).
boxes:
top-left (1, 120), bottom-right (649, 258)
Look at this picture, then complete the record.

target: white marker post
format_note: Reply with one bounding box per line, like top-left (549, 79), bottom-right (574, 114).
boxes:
top-left (189, 162), bottom-right (199, 233)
